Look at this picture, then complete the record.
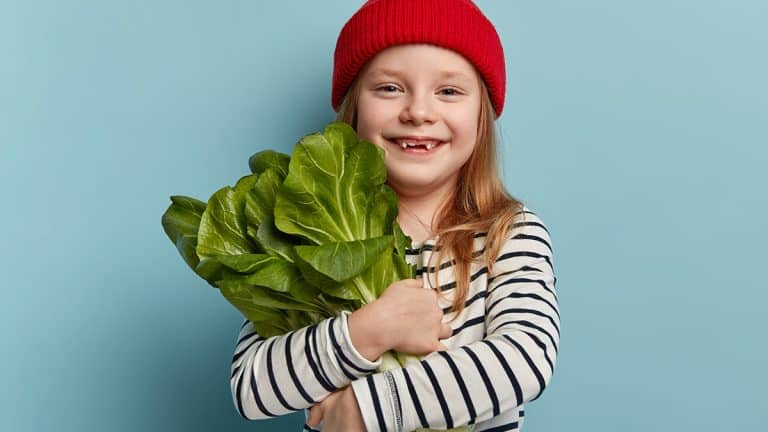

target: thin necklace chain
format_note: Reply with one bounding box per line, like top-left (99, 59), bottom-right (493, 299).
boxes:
top-left (399, 202), bottom-right (434, 235)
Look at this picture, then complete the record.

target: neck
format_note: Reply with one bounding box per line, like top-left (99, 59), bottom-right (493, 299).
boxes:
top-left (391, 179), bottom-right (457, 240)
top-left (398, 194), bottom-right (444, 226)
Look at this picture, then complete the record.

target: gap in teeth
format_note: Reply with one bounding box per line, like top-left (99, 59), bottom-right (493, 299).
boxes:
top-left (397, 140), bottom-right (439, 150)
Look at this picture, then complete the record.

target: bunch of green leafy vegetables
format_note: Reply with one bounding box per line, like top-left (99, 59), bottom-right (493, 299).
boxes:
top-left (161, 121), bottom-right (472, 432)
top-left (162, 121), bottom-right (416, 336)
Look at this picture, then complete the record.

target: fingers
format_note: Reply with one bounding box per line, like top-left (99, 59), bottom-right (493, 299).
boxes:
top-left (435, 323), bottom-right (452, 352)
top-left (306, 404), bottom-right (323, 427)
top-left (440, 323), bottom-right (453, 339)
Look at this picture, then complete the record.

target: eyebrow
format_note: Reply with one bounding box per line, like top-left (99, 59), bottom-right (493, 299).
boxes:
top-left (369, 68), bottom-right (474, 83)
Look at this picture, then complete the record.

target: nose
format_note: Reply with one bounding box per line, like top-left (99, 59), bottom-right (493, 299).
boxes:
top-left (399, 91), bottom-right (438, 125)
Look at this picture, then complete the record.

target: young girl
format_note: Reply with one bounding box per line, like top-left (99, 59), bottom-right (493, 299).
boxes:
top-left (230, 1), bottom-right (559, 431)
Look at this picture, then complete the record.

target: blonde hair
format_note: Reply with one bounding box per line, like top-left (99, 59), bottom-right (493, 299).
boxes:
top-left (334, 69), bottom-right (525, 323)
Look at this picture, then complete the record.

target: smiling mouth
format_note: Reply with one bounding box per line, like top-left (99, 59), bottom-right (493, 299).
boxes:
top-left (385, 138), bottom-right (447, 154)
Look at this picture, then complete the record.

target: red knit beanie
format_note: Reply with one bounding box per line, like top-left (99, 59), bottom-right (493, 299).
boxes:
top-left (332, 0), bottom-right (506, 118)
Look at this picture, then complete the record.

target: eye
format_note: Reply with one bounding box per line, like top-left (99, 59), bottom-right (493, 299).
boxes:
top-left (375, 85), bottom-right (400, 93)
top-left (440, 87), bottom-right (461, 96)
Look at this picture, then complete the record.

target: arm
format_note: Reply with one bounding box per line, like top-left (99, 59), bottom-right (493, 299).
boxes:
top-left (350, 210), bottom-right (560, 431)
top-left (230, 309), bottom-right (384, 420)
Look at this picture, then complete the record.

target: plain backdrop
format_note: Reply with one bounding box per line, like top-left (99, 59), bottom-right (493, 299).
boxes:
top-left (2, 1), bottom-right (766, 431)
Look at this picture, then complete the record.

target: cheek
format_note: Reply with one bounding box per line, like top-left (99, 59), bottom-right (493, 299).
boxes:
top-left (356, 114), bottom-right (391, 148)
top-left (357, 95), bottom-right (395, 127)
top-left (357, 109), bottom-right (386, 132)
top-left (354, 111), bottom-right (374, 140)
top-left (451, 125), bottom-right (479, 163)
top-left (457, 115), bottom-right (481, 148)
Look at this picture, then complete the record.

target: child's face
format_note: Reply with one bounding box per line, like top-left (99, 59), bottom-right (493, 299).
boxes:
top-left (355, 44), bottom-right (482, 198)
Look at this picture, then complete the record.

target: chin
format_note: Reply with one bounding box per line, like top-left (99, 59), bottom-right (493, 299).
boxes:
top-left (387, 175), bottom-right (438, 191)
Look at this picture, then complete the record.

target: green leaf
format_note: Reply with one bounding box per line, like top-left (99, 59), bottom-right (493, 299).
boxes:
top-left (294, 236), bottom-right (393, 283)
top-left (167, 195), bottom-right (207, 215)
top-left (216, 254), bottom-right (319, 303)
top-left (255, 214), bottom-right (297, 262)
top-left (194, 257), bottom-right (224, 282)
top-left (392, 217), bottom-right (412, 257)
top-left (243, 305), bottom-right (284, 323)
top-left (194, 256), bottom-right (246, 287)
top-left (218, 279), bottom-right (318, 312)
top-left (249, 150), bottom-right (291, 177)
top-left (292, 251), bottom-right (345, 293)
top-left (244, 168), bottom-right (283, 227)
top-left (323, 279), bottom-right (364, 301)
top-left (354, 260), bottom-right (391, 301)
top-left (161, 195), bottom-right (207, 271)
top-left (395, 255), bottom-right (417, 281)
top-left (218, 282), bottom-right (292, 337)
top-left (242, 258), bottom-right (302, 294)
top-left (233, 172), bottom-right (259, 193)
top-left (274, 122), bottom-right (389, 244)
top-left (366, 185), bottom-right (400, 237)
top-left (215, 253), bottom-right (277, 273)
top-left (197, 185), bottom-right (255, 260)
top-left (291, 253), bottom-right (364, 301)
top-left (250, 321), bottom-right (290, 338)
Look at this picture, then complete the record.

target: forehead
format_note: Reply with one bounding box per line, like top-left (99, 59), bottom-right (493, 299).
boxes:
top-left (362, 44), bottom-right (479, 84)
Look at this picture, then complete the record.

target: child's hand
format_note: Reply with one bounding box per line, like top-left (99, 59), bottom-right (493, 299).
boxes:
top-left (372, 277), bottom-right (453, 356)
top-left (306, 386), bottom-right (365, 432)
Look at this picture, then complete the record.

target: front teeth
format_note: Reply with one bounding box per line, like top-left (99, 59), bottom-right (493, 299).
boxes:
top-left (397, 140), bottom-right (439, 150)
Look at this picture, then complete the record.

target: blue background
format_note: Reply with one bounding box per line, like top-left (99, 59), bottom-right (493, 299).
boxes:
top-left (2, 1), bottom-right (766, 430)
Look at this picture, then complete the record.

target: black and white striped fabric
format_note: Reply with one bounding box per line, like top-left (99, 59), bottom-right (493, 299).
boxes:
top-left (230, 206), bottom-right (559, 432)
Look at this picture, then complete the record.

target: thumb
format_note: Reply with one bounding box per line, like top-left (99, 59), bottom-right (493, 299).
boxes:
top-left (435, 341), bottom-right (449, 351)
top-left (440, 323), bottom-right (453, 339)
top-left (306, 404), bottom-right (324, 427)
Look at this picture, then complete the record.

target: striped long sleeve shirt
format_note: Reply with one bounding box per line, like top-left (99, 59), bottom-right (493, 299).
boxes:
top-left (230, 206), bottom-right (559, 431)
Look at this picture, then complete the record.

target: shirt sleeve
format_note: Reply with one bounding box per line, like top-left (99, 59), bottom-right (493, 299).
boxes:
top-left (350, 210), bottom-right (560, 432)
top-left (230, 309), bottom-right (383, 420)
